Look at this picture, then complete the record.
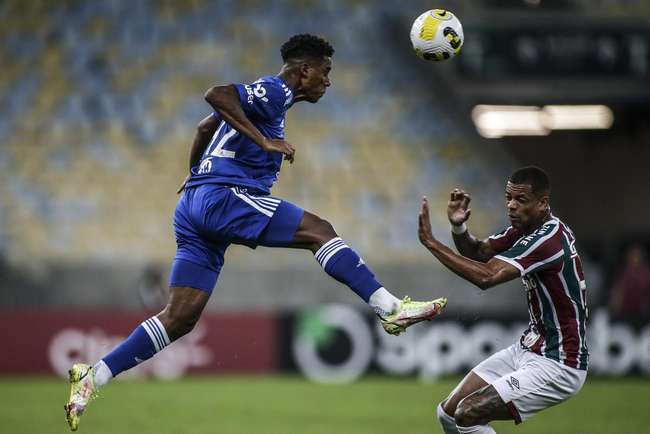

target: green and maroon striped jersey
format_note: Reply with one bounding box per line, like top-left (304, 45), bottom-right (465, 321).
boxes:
top-left (489, 215), bottom-right (588, 370)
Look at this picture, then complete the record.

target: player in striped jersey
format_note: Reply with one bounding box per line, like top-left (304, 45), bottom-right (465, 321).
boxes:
top-left (64, 34), bottom-right (446, 430)
top-left (418, 167), bottom-right (588, 434)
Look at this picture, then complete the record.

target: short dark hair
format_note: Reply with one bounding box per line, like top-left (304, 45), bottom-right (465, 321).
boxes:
top-left (280, 34), bottom-right (334, 63)
top-left (509, 166), bottom-right (551, 197)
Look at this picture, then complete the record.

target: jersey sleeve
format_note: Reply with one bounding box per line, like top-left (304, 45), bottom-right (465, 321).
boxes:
top-left (235, 79), bottom-right (287, 121)
top-left (493, 223), bottom-right (564, 276)
top-left (487, 226), bottom-right (520, 254)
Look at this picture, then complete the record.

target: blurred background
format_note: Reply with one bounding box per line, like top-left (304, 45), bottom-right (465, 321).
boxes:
top-left (1, 0), bottom-right (649, 433)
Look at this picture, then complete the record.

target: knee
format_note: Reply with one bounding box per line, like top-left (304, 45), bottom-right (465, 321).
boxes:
top-left (454, 398), bottom-right (476, 427)
top-left (310, 218), bottom-right (338, 250)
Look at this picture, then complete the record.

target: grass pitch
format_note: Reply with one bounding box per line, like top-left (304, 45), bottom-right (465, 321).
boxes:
top-left (1, 375), bottom-right (648, 434)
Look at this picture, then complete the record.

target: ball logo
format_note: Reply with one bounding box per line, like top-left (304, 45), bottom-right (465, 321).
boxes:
top-left (432, 9), bottom-right (453, 21)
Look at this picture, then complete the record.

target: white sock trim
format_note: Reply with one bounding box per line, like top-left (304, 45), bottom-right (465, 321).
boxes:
top-left (368, 287), bottom-right (400, 317)
top-left (437, 403), bottom-right (460, 434)
top-left (150, 316), bottom-right (171, 345)
top-left (93, 360), bottom-right (113, 388)
top-left (456, 424), bottom-right (496, 434)
top-left (321, 245), bottom-right (348, 268)
top-left (314, 237), bottom-right (341, 259)
top-left (314, 237), bottom-right (351, 269)
top-left (141, 316), bottom-right (170, 352)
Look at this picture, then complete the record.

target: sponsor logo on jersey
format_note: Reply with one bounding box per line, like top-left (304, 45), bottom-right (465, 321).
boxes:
top-left (244, 83), bottom-right (269, 104)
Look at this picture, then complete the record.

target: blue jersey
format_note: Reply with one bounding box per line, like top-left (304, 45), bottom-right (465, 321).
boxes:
top-left (186, 76), bottom-right (294, 195)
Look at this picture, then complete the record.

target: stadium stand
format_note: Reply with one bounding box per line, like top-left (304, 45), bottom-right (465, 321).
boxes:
top-left (0, 0), bottom-right (510, 266)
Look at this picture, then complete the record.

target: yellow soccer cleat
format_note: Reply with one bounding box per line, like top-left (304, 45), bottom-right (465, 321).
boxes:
top-left (380, 296), bottom-right (447, 336)
top-left (64, 363), bottom-right (97, 431)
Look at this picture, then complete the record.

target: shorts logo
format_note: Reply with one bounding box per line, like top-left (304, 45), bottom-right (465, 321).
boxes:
top-left (507, 376), bottom-right (520, 391)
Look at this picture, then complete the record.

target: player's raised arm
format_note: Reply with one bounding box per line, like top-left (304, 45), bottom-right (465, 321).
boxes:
top-left (419, 197), bottom-right (519, 290)
top-left (447, 188), bottom-right (496, 262)
top-left (204, 84), bottom-right (295, 163)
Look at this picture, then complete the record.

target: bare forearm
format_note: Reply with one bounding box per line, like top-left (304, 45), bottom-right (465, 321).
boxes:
top-left (452, 231), bottom-right (488, 262)
top-left (188, 116), bottom-right (219, 171)
top-left (424, 238), bottom-right (495, 289)
top-left (204, 86), bottom-right (266, 148)
top-left (418, 197), bottom-right (518, 289)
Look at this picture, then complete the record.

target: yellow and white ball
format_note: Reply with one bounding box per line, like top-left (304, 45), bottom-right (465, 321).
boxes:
top-left (410, 9), bottom-right (464, 62)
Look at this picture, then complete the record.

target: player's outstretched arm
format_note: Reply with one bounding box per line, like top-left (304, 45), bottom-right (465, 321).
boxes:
top-left (204, 85), bottom-right (295, 163)
top-left (447, 188), bottom-right (495, 262)
top-left (419, 197), bottom-right (519, 290)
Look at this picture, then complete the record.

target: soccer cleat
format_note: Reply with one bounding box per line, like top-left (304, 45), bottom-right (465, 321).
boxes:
top-left (380, 296), bottom-right (447, 335)
top-left (64, 363), bottom-right (97, 431)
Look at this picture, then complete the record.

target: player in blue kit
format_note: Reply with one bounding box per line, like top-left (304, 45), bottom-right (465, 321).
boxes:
top-left (64, 34), bottom-right (447, 430)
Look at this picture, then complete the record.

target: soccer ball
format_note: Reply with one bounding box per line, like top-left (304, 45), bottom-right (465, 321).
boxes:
top-left (410, 9), bottom-right (464, 61)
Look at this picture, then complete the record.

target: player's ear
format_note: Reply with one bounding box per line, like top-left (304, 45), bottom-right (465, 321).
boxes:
top-left (299, 62), bottom-right (311, 79)
top-left (537, 194), bottom-right (550, 212)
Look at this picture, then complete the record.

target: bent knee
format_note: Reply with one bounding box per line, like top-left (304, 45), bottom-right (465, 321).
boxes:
top-left (316, 218), bottom-right (337, 239)
top-left (454, 399), bottom-right (477, 427)
top-left (309, 218), bottom-right (338, 250)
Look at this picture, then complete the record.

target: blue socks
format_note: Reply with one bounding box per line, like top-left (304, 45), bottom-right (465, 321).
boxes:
top-left (101, 316), bottom-right (170, 380)
top-left (315, 237), bottom-right (382, 302)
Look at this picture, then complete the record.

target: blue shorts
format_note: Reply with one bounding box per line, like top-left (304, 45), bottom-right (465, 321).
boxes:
top-left (169, 184), bottom-right (304, 293)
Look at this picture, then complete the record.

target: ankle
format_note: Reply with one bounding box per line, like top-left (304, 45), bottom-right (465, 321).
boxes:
top-left (369, 287), bottom-right (400, 316)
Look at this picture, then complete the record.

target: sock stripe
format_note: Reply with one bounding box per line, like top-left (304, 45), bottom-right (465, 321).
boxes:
top-left (150, 316), bottom-right (171, 346)
top-left (145, 318), bottom-right (169, 349)
top-left (316, 241), bottom-right (345, 265)
top-left (145, 319), bottom-right (165, 350)
top-left (320, 245), bottom-right (349, 269)
top-left (141, 320), bottom-right (162, 352)
top-left (314, 237), bottom-right (382, 303)
top-left (314, 237), bottom-right (342, 261)
top-left (315, 238), bottom-right (344, 263)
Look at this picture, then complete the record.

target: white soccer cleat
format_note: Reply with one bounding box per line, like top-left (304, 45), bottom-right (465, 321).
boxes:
top-left (380, 296), bottom-right (447, 335)
top-left (64, 363), bottom-right (97, 431)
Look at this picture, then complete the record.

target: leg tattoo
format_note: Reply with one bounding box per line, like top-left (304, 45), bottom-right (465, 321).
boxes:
top-left (454, 385), bottom-right (512, 427)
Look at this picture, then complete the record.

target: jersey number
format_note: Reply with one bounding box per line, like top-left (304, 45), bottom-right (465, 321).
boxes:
top-left (207, 122), bottom-right (238, 158)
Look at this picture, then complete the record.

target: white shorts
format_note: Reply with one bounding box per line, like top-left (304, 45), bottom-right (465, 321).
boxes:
top-left (472, 343), bottom-right (587, 424)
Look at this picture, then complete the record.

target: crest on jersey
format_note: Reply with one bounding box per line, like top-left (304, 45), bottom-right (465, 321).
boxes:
top-left (198, 158), bottom-right (212, 174)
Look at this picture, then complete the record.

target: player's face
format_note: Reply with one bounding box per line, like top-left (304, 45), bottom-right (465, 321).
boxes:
top-left (505, 182), bottom-right (549, 232)
top-left (302, 57), bottom-right (332, 103)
